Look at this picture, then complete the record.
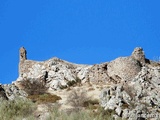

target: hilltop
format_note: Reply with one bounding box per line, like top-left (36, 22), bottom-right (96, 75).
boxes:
top-left (0, 47), bottom-right (160, 120)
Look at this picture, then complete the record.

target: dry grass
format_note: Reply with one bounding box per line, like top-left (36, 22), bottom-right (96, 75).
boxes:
top-left (88, 87), bottom-right (95, 91)
top-left (0, 98), bottom-right (35, 120)
top-left (67, 88), bottom-right (89, 108)
top-left (0, 97), bottom-right (119, 120)
top-left (48, 105), bottom-right (117, 120)
top-left (83, 99), bottom-right (99, 108)
top-left (27, 93), bottom-right (61, 104)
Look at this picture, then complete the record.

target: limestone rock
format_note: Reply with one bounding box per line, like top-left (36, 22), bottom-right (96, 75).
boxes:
top-left (115, 106), bottom-right (122, 116)
top-left (100, 85), bottom-right (131, 111)
top-left (2, 84), bottom-right (27, 100)
top-left (100, 64), bottom-right (160, 119)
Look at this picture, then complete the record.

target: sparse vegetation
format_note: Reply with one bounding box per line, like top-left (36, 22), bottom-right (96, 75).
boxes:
top-left (83, 99), bottom-right (99, 108)
top-left (47, 105), bottom-right (117, 120)
top-left (0, 98), bottom-right (35, 120)
top-left (75, 77), bottom-right (82, 86)
top-left (67, 80), bottom-right (77, 87)
top-left (66, 77), bottom-right (82, 87)
top-left (27, 93), bottom-right (61, 104)
top-left (0, 99), bottom-right (118, 120)
top-left (88, 87), bottom-right (95, 91)
top-left (57, 77), bottom-right (82, 90)
top-left (19, 79), bottom-right (48, 95)
top-left (60, 85), bottom-right (67, 89)
top-left (67, 88), bottom-right (89, 108)
top-left (65, 88), bottom-right (117, 120)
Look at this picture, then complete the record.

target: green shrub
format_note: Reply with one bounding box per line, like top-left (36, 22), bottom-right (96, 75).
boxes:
top-left (0, 98), bottom-right (35, 120)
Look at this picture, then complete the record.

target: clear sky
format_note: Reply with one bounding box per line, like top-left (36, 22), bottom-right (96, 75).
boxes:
top-left (0, 0), bottom-right (160, 84)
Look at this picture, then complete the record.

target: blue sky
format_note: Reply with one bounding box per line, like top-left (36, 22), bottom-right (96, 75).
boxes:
top-left (0, 0), bottom-right (160, 84)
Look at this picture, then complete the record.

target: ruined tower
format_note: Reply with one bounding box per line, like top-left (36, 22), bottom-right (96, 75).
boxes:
top-left (131, 47), bottom-right (145, 63)
top-left (19, 47), bottom-right (27, 76)
top-left (19, 47), bottom-right (27, 62)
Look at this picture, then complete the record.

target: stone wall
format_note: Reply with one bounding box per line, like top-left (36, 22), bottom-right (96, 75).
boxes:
top-left (16, 47), bottom-right (149, 90)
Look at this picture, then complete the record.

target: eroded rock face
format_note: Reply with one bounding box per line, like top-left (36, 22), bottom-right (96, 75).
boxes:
top-left (107, 57), bottom-right (142, 81)
top-left (131, 47), bottom-right (145, 63)
top-left (0, 85), bottom-right (8, 100)
top-left (100, 65), bottom-right (160, 119)
top-left (2, 84), bottom-right (27, 100)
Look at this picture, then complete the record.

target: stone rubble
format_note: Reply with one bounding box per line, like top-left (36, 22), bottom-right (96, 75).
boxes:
top-left (100, 64), bottom-right (160, 120)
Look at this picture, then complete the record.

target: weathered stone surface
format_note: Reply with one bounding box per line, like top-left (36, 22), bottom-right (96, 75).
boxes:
top-left (100, 64), bottom-right (160, 119)
top-left (19, 47), bottom-right (27, 62)
top-left (131, 47), bottom-right (145, 63)
top-left (115, 106), bottom-right (122, 116)
top-left (17, 54), bottom-right (92, 90)
top-left (2, 84), bottom-right (27, 100)
top-left (88, 63), bottom-right (110, 84)
top-left (107, 57), bottom-right (142, 81)
top-left (0, 85), bottom-right (8, 100)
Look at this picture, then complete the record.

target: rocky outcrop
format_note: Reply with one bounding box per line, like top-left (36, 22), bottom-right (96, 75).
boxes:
top-left (100, 65), bottom-right (160, 119)
top-left (2, 84), bottom-right (27, 100)
top-left (0, 85), bottom-right (8, 100)
top-left (0, 83), bottom-right (27, 101)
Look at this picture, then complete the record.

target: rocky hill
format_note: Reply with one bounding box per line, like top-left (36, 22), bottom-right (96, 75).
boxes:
top-left (0, 47), bottom-right (160, 120)
top-left (15, 47), bottom-right (151, 90)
